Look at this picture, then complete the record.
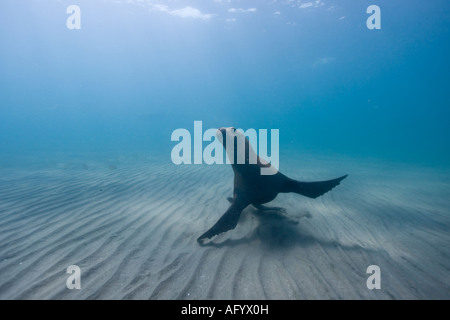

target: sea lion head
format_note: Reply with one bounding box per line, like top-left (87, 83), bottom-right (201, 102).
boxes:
top-left (216, 127), bottom-right (244, 149)
top-left (216, 126), bottom-right (278, 174)
top-left (216, 127), bottom-right (253, 166)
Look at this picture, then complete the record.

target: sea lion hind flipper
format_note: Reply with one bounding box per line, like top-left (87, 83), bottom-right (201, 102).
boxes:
top-left (253, 204), bottom-right (287, 214)
top-left (286, 174), bottom-right (348, 199)
top-left (197, 202), bottom-right (246, 244)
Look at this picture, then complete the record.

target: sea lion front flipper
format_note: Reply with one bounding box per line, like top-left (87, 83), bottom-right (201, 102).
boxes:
top-left (197, 201), bottom-right (247, 244)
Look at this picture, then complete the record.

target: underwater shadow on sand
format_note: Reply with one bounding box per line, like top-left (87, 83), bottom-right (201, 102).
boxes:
top-left (200, 209), bottom-right (370, 254)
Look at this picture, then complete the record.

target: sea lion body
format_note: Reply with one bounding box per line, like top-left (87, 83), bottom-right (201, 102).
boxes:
top-left (197, 127), bottom-right (347, 244)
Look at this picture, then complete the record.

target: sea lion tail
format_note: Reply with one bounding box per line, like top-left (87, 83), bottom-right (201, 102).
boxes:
top-left (284, 175), bottom-right (348, 199)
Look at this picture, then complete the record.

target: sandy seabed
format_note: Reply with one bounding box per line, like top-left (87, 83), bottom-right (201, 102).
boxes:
top-left (0, 153), bottom-right (449, 299)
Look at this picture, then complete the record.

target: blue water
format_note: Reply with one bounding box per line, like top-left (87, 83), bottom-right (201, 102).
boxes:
top-left (1, 1), bottom-right (450, 301)
top-left (1, 0), bottom-right (449, 166)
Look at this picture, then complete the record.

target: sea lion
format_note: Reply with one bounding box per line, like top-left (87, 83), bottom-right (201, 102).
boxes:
top-left (197, 127), bottom-right (347, 244)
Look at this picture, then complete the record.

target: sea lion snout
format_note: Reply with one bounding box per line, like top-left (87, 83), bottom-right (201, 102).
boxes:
top-left (217, 127), bottom-right (236, 137)
top-left (216, 128), bottom-right (227, 146)
top-left (218, 127), bottom-right (226, 134)
top-left (216, 128), bottom-right (226, 144)
top-left (216, 127), bottom-right (241, 148)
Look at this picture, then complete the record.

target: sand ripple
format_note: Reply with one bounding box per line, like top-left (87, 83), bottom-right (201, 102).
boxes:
top-left (0, 156), bottom-right (449, 299)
